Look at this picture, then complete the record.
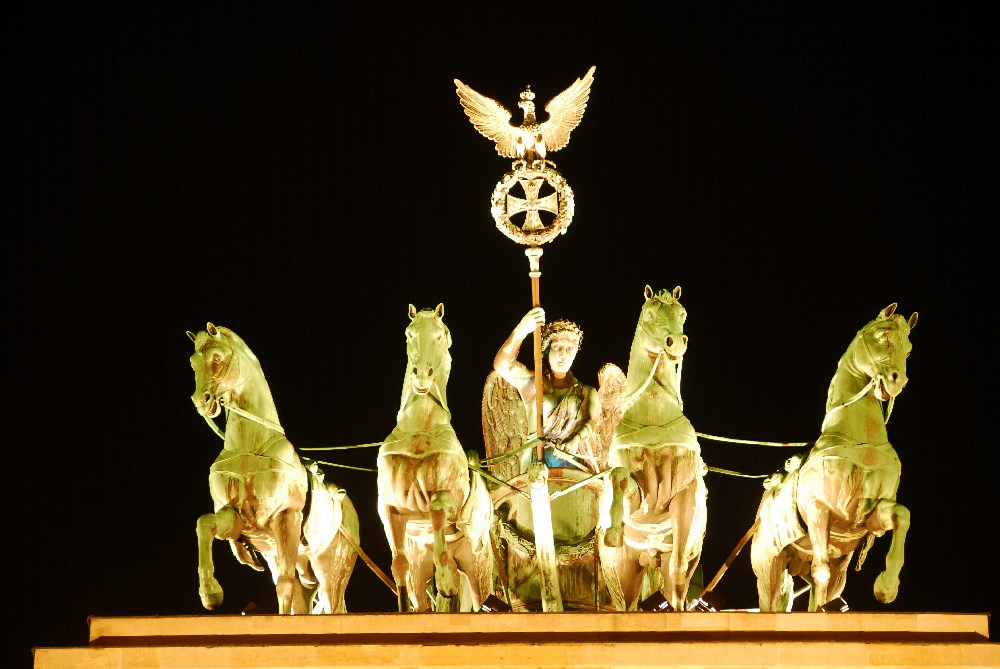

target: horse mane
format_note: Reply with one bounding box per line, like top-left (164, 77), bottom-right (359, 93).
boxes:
top-left (623, 323), bottom-right (655, 397)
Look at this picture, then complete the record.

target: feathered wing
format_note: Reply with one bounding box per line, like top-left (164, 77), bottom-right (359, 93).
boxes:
top-left (541, 65), bottom-right (596, 153)
top-left (592, 362), bottom-right (626, 462)
top-left (595, 363), bottom-right (626, 611)
top-left (454, 79), bottom-right (519, 158)
top-left (481, 371), bottom-right (528, 483)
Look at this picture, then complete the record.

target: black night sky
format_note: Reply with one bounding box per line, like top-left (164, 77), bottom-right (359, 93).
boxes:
top-left (6, 4), bottom-right (993, 667)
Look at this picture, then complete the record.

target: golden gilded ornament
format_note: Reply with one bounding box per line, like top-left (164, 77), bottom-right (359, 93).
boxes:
top-left (491, 163), bottom-right (574, 245)
top-left (454, 66), bottom-right (595, 161)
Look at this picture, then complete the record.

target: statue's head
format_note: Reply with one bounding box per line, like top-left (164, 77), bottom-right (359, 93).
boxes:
top-left (405, 303), bottom-right (451, 395)
top-left (187, 322), bottom-right (242, 418)
top-left (543, 319), bottom-right (582, 375)
top-left (852, 304), bottom-right (918, 401)
top-left (638, 285), bottom-right (687, 360)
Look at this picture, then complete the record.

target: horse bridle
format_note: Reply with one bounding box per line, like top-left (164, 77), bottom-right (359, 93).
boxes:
top-left (826, 319), bottom-right (903, 424)
top-left (195, 345), bottom-right (285, 440)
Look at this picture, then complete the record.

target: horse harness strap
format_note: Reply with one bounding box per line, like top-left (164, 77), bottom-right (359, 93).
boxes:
top-left (202, 413), bottom-right (226, 441)
top-left (809, 443), bottom-right (900, 476)
top-left (221, 399), bottom-right (286, 435)
top-left (400, 387), bottom-right (451, 418)
top-left (198, 401), bottom-right (285, 441)
top-left (825, 377), bottom-right (877, 420)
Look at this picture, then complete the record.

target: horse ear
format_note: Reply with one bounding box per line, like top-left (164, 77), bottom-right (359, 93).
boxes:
top-left (879, 304), bottom-right (897, 319)
top-left (644, 285), bottom-right (654, 299)
top-left (673, 285), bottom-right (682, 300)
top-left (435, 303), bottom-right (445, 318)
top-left (907, 312), bottom-right (918, 330)
top-left (206, 322), bottom-right (219, 336)
top-left (186, 330), bottom-right (197, 342)
top-left (408, 304), bottom-right (417, 321)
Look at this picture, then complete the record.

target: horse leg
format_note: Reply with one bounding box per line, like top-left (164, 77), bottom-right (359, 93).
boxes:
top-left (296, 553), bottom-right (321, 613)
top-left (615, 547), bottom-right (645, 611)
top-left (196, 506), bottom-right (243, 610)
top-left (656, 455), bottom-right (674, 515)
top-left (310, 533), bottom-right (358, 614)
top-left (449, 535), bottom-right (479, 610)
top-left (449, 456), bottom-right (494, 611)
top-left (631, 451), bottom-right (656, 512)
top-left (826, 555), bottom-right (851, 608)
top-left (801, 501), bottom-right (832, 611)
top-left (269, 508), bottom-right (303, 614)
top-left (869, 500), bottom-right (909, 604)
top-left (667, 482), bottom-right (697, 610)
top-left (378, 501), bottom-right (412, 611)
top-left (404, 537), bottom-right (435, 612)
top-left (430, 491), bottom-right (460, 599)
top-left (604, 467), bottom-right (630, 547)
top-left (261, 552), bottom-right (309, 614)
top-left (756, 551), bottom-right (793, 612)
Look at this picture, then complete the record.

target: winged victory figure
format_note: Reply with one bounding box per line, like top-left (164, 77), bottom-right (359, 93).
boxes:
top-left (455, 66), bottom-right (596, 162)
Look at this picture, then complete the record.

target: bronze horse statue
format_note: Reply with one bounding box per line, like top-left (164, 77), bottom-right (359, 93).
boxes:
top-left (377, 304), bottom-right (493, 611)
top-left (600, 286), bottom-right (707, 611)
top-left (189, 323), bottom-right (358, 613)
top-left (751, 304), bottom-right (917, 611)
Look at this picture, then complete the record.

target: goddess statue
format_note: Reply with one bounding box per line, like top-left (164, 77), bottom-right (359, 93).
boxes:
top-left (493, 308), bottom-right (602, 473)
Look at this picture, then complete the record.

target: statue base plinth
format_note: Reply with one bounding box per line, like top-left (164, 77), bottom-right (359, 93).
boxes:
top-left (35, 611), bottom-right (998, 668)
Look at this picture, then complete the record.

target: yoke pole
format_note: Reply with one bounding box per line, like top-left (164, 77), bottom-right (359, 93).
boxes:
top-left (702, 519), bottom-right (760, 597)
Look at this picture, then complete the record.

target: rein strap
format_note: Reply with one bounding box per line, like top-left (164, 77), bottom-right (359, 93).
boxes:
top-left (220, 399), bottom-right (286, 435)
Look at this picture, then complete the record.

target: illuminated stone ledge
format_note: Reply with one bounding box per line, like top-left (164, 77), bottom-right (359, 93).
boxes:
top-left (34, 612), bottom-right (1000, 669)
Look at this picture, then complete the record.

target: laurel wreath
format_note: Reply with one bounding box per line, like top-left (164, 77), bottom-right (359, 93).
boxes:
top-left (490, 163), bottom-right (575, 246)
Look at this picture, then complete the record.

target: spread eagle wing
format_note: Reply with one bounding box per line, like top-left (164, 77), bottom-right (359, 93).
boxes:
top-left (482, 370), bottom-right (528, 483)
top-left (540, 65), bottom-right (596, 154)
top-left (454, 79), bottom-right (520, 158)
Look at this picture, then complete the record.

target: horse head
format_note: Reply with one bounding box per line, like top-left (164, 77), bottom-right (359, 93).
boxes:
top-left (187, 322), bottom-right (247, 418)
top-left (851, 304), bottom-right (918, 401)
top-left (637, 285), bottom-right (688, 361)
top-left (405, 303), bottom-right (452, 397)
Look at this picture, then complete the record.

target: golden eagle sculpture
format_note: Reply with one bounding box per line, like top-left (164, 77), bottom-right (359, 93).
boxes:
top-left (455, 66), bottom-right (596, 161)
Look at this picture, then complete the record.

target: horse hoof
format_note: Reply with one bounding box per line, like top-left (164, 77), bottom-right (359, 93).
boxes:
top-left (874, 572), bottom-right (898, 603)
top-left (200, 586), bottom-right (223, 610)
top-left (604, 526), bottom-right (624, 548)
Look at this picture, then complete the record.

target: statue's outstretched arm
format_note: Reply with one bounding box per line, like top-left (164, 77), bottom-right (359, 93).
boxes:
top-left (494, 308), bottom-right (544, 392)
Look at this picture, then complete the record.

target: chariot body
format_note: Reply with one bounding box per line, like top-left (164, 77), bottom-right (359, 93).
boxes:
top-left (482, 370), bottom-right (616, 611)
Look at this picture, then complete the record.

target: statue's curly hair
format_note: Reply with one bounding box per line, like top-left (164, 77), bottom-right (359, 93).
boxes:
top-left (542, 319), bottom-right (583, 352)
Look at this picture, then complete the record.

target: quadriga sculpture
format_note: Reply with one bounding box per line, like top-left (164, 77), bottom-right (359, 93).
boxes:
top-left (751, 304), bottom-right (917, 611)
top-left (188, 323), bottom-right (359, 614)
top-left (600, 285), bottom-right (707, 611)
top-left (377, 304), bottom-right (493, 612)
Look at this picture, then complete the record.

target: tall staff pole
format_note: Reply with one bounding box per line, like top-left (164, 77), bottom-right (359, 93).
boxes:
top-left (525, 246), bottom-right (561, 611)
top-left (526, 247), bottom-right (545, 460)
top-left (455, 66), bottom-right (595, 614)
